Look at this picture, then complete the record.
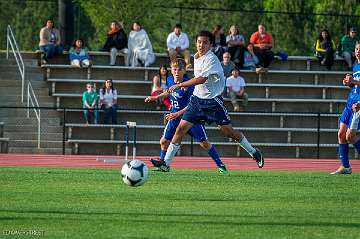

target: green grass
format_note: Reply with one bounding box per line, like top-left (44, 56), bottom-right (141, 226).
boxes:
top-left (0, 167), bottom-right (359, 239)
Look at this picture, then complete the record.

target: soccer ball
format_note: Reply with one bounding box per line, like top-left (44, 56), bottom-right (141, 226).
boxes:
top-left (121, 160), bottom-right (149, 187)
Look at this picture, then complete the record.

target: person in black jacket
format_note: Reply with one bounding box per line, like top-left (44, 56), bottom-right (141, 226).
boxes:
top-left (212, 25), bottom-right (227, 61)
top-left (102, 21), bottom-right (128, 66)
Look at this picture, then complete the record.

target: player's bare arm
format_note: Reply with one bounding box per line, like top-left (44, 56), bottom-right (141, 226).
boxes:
top-left (166, 107), bottom-right (188, 121)
top-left (352, 103), bottom-right (360, 112)
top-left (167, 76), bottom-right (207, 93)
top-left (144, 91), bottom-right (170, 102)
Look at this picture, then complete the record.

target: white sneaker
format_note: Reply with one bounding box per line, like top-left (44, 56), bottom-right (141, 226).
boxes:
top-left (330, 166), bottom-right (352, 175)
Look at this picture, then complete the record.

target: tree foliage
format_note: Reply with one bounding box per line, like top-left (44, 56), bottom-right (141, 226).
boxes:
top-left (1, 0), bottom-right (359, 55)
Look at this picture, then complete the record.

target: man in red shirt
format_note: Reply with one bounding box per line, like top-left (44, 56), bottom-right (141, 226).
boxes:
top-left (250, 24), bottom-right (274, 68)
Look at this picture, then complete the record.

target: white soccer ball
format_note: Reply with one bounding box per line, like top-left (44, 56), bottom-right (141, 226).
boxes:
top-left (121, 160), bottom-right (149, 187)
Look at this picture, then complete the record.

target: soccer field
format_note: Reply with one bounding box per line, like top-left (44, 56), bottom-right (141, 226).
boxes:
top-left (0, 167), bottom-right (359, 239)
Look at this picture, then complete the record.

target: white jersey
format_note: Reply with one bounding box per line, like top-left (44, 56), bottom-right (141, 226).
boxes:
top-left (193, 50), bottom-right (226, 99)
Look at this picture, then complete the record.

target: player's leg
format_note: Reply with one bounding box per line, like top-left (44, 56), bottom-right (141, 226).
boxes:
top-left (209, 96), bottom-right (264, 167)
top-left (218, 124), bottom-right (264, 168)
top-left (331, 108), bottom-right (352, 174)
top-left (151, 119), bottom-right (178, 167)
top-left (188, 124), bottom-right (228, 173)
top-left (162, 120), bottom-right (193, 168)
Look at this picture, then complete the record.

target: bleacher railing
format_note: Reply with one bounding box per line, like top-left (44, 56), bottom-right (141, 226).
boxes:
top-left (27, 83), bottom-right (41, 148)
top-left (6, 25), bottom-right (25, 103)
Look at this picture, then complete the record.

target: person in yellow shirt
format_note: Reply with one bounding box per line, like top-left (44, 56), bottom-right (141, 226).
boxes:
top-left (315, 29), bottom-right (336, 70)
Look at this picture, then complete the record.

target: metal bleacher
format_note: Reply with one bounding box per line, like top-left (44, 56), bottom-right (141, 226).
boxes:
top-left (40, 51), bottom-right (354, 158)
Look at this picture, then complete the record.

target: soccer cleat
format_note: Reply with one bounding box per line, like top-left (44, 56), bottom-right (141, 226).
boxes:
top-left (330, 166), bottom-right (352, 175)
top-left (150, 159), bottom-right (170, 172)
top-left (218, 164), bottom-right (228, 174)
top-left (252, 148), bottom-right (264, 168)
top-left (150, 158), bottom-right (164, 168)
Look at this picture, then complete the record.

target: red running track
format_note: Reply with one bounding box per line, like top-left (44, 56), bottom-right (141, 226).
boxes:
top-left (0, 154), bottom-right (359, 172)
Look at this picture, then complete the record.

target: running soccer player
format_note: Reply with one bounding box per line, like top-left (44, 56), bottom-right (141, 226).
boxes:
top-left (331, 42), bottom-right (360, 174)
top-left (152, 30), bottom-right (264, 172)
top-left (145, 59), bottom-right (228, 174)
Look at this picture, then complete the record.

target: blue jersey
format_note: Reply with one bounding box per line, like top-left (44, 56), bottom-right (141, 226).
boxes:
top-left (346, 62), bottom-right (360, 108)
top-left (166, 75), bottom-right (194, 113)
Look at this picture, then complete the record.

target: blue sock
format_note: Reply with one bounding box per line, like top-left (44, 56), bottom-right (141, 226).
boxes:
top-left (208, 145), bottom-right (223, 167)
top-left (160, 149), bottom-right (167, 161)
top-left (353, 139), bottom-right (360, 154)
top-left (339, 143), bottom-right (350, 168)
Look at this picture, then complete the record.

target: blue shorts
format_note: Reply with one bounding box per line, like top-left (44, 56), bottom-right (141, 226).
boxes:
top-left (163, 117), bottom-right (208, 142)
top-left (340, 106), bottom-right (360, 130)
top-left (182, 95), bottom-right (231, 125)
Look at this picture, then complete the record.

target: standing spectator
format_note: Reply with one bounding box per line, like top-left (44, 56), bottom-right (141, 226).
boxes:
top-left (102, 21), bottom-right (128, 66)
top-left (167, 24), bottom-right (191, 70)
top-left (243, 43), bottom-right (259, 71)
top-left (151, 65), bottom-right (171, 110)
top-left (39, 19), bottom-right (63, 64)
top-left (69, 39), bottom-right (91, 68)
top-left (82, 83), bottom-right (99, 124)
top-left (100, 79), bottom-right (118, 124)
top-left (221, 52), bottom-right (236, 78)
top-left (338, 27), bottom-right (358, 70)
top-left (226, 68), bottom-right (248, 112)
top-left (212, 25), bottom-right (227, 60)
top-left (315, 29), bottom-right (336, 70)
top-left (250, 24), bottom-right (274, 68)
top-left (127, 22), bottom-right (155, 67)
top-left (226, 25), bottom-right (246, 68)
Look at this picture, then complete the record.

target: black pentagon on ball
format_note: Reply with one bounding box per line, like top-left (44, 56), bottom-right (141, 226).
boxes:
top-left (126, 176), bottom-right (142, 186)
top-left (131, 164), bottom-right (145, 177)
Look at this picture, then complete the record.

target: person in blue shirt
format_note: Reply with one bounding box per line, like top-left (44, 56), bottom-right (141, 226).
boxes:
top-left (145, 59), bottom-right (228, 174)
top-left (332, 42), bottom-right (360, 174)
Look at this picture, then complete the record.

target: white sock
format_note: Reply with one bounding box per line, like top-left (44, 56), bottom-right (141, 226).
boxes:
top-left (164, 143), bottom-right (181, 166)
top-left (238, 136), bottom-right (256, 156)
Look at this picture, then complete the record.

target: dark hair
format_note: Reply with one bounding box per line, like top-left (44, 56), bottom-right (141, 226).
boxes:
top-left (72, 38), bottom-right (84, 48)
top-left (175, 23), bottom-right (182, 29)
top-left (196, 30), bottom-right (214, 45)
top-left (45, 19), bottom-right (54, 27)
top-left (102, 78), bottom-right (115, 93)
top-left (318, 29), bottom-right (332, 42)
top-left (158, 65), bottom-right (169, 79)
top-left (212, 25), bottom-right (223, 36)
top-left (132, 22), bottom-right (142, 31)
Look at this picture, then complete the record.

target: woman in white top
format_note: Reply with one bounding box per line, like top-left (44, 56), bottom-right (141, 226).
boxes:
top-left (127, 22), bottom-right (155, 67)
top-left (100, 79), bottom-right (118, 124)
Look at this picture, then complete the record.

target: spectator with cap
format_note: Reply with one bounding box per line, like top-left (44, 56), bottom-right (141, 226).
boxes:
top-left (338, 27), bottom-right (359, 70)
top-left (166, 23), bottom-right (191, 70)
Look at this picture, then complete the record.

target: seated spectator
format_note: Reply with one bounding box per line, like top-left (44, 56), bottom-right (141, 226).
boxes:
top-left (128, 22), bottom-right (156, 67)
top-left (82, 83), bottom-right (99, 124)
top-left (338, 27), bottom-right (358, 70)
top-left (315, 29), bottom-right (336, 70)
top-left (226, 68), bottom-right (248, 112)
top-left (221, 52), bottom-right (236, 78)
top-left (101, 21), bottom-right (128, 66)
top-left (151, 65), bottom-right (171, 110)
top-left (167, 23), bottom-right (191, 69)
top-left (39, 19), bottom-right (63, 64)
top-left (243, 43), bottom-right (259, 71)
top-left (100, 79), bottom-right (118, 124)
top-left (226, 25), bottom-right (246, 68)
top-left (69, 39), bottom-right (91, 68)
top-left (250, 24), bottom-right (274, 68)
top-left (212, 24), bottom-right (227, 60)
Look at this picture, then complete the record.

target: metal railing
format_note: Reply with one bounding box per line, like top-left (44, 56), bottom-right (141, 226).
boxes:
top-left (6, 25), bottom-right (25, 103)
top-left (27, 83), bottom-right (41, 148)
